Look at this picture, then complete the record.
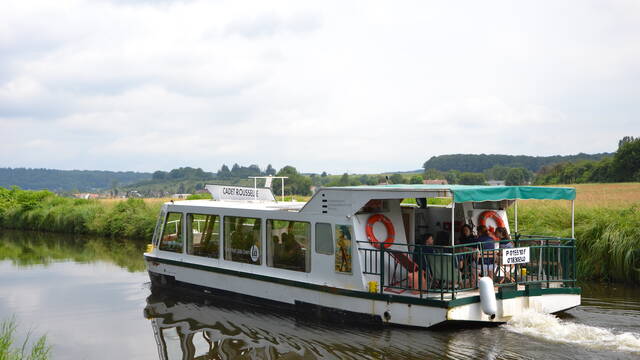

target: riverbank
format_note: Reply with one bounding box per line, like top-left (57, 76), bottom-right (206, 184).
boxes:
top-left (1, 186), bottom-right (638, 283)
top-left (0, 187), bottom-right (160, 240)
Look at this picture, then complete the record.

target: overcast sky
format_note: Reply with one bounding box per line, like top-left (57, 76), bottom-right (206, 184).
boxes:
top-left (1, 1), bottom-right (639, 174)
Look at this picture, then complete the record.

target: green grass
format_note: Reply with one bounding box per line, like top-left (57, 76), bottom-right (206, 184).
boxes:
top-left (511, 202), bottom-right (640, 283)
top-left (0, 187), bottom-right (160, 240)
top-left (0, 318), bottom-right (51, 360)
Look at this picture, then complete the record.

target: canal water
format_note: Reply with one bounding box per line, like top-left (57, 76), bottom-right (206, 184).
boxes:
top-left (1, 230), bottom-right (639, 359)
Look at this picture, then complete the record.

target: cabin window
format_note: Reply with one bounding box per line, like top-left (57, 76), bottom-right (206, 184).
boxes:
top-left (159, 212), bottom-right (183, 253)
top-left (187, 214), bottom-right (220, 258)
top-left (335, 225), bottom-right (353, 273)
top-left (223, 216), bottom-right (261, 265)
top-left (315, 223), bottom-right (334, 255)
top-left (267, 220), bottom-right (310, 272)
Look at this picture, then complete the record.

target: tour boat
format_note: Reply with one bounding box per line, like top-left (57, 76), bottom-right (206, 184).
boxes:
top-left (144, 182), bottom-right (580, 328)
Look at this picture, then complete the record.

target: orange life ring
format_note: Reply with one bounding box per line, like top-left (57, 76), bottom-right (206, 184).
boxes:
top-left (478, 211), bottom-right (505, 240)
top-left (366, 214), bottom-right (395, 249)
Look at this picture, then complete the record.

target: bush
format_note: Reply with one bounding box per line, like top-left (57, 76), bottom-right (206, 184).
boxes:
top-left (0, 187), bottom-right (158, 240)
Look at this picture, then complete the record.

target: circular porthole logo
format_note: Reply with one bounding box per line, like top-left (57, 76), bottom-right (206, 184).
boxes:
top-left (250, 245), bottom-right (259, 262)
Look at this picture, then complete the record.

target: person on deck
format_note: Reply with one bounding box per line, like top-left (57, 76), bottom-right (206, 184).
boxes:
top-left (495, 227), bottom-right (514, 249)
top-left (457, 224), bottom-right (478, 287)
top-left (495, 227), bottom-right (514, 283)
top-left (476, 225), bottom-right (496, 278)
top-left (413, 234), bottom-right (435, 264)
top-left (458, 224), bottom-right (476, 245)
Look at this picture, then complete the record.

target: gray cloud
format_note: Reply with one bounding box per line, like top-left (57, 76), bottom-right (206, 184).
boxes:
top-left (0, 0), bottom-right (639, 173)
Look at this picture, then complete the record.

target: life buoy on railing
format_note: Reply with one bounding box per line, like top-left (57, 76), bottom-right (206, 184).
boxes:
top-left (366, 214), bottom-right (395, 249)
top-left (478, 210), bottom-right (505, 240)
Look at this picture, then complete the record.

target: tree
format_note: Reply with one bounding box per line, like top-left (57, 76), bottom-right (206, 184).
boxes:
top-left (619, 136), bottom-right (636, 149)
top-left (389, 174), bottom-right (404, 184)
top-left (409, 175), bottom-right (423, 184)
top-left (273, 166), bottom-right (312, 196)
top-left (338, 173), bottom-right (350, 186)
top-left (423, 168), bottom-right (444, 180)
top-left (612, 137), bottom-right (640, 181)
top-left (444, 170), bottom-right (460, 184)
top-left (458, 172), bottom-right (486, 185)
top-left (505, 168), bottom-right (525, 185)
top-left (265, 164), bottom-right (276, 176)
top-left (217, 165), bottom-right (232, 179)
top-left (152, 171), bottom-right (167, 180)
top-left (231, 163), bottom-right (241, 177)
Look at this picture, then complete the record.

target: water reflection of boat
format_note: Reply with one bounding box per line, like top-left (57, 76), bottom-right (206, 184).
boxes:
top-left (144, 290), bottom-right (456, 359)
top-left (145, 183), bottom-right (580, 328)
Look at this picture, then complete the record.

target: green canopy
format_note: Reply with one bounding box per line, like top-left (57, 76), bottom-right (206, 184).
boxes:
top-left (447, 185), bottom-right (576, 203)
top-left (342, 184), bottom-right (576, 203)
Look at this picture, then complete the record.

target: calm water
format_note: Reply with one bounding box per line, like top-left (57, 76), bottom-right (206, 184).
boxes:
top-left (1, 230), bottom-right (639, 359)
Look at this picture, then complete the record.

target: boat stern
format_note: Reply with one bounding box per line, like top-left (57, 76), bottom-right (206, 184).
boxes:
top-left (446, 287), bottom-right (581, 323)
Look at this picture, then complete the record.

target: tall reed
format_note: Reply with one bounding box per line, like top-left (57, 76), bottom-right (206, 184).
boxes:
top-left (0, 317), bottom-right (51, 360)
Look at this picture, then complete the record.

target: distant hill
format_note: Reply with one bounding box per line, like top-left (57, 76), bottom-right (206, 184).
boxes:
top-left (0, 168), bottom-right (151, 192)
top-left (423, 153), bottom-right (613, 173)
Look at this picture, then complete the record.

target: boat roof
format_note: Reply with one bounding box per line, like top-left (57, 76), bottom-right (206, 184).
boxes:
top-left (166, 185), bottom-right (575, 217)
top-left (167, 199), bottom-right (306, 211)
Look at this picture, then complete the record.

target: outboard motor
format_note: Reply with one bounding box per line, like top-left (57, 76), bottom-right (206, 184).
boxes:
top-left (479, 276), bottom-right (497, 319)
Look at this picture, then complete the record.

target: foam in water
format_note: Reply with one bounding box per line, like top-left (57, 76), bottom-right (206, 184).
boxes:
top-left (503, 309), bottom-right (640, 354)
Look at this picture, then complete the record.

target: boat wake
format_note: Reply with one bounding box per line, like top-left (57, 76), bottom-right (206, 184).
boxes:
top-left (503, 309), bottom-right (640, 354)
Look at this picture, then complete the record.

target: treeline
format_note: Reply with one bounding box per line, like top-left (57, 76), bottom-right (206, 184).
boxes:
top-left (423, 152), bottom-right (612, 173)
top-left (0, 168), bottom-right (151, 191)
top-left (125, 164), bottom-right (309, 196)
top-left (536, 137), bottom-right (640, 184)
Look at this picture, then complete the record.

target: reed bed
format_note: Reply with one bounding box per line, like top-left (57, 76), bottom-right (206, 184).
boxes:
top-left (0, 317), bottom-right (50, 360)
top-left (513, 184), bottom-right (640, 283)
top-left (0, 188), bottom-right (161, 240)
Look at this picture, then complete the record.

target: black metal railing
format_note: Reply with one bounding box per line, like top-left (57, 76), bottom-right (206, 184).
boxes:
top-left (357, 235), bottom-right (576, 300)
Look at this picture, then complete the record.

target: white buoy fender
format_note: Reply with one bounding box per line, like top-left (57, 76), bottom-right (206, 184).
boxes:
top-left (478, 276), bottom-right (497, 318)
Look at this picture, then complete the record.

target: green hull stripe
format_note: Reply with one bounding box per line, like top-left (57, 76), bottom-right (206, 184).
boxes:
top-left (145, 255), bottom-right (580, 309)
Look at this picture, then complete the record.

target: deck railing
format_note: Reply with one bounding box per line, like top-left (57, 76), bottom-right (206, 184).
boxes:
top-left (357, 235), bottom-right (577, 300)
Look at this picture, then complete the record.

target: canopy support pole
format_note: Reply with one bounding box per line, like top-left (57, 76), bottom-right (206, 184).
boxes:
top-left (571, 200), bottom-right (575, 238)
top-left (514, 199), bottom-right (518, 234)
top-left (451, 198), bottom-right (455, 247)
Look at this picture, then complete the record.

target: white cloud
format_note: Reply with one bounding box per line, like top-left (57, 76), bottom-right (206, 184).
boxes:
top-left (0, 0), bottom-right (639, 173)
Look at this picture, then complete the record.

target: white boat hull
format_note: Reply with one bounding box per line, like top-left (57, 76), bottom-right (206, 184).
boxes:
top-left (145, 255), bottom-right (580, 328)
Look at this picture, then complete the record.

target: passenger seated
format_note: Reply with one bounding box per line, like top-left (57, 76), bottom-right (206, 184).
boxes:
top-left (413, 233), bottom-right (434, 266)
top-left (458, 224), bottom-right (476, 245)
top-left (495, 227), bottom-right (514, 249)
top-left (412, 234), bottom-right (435, 287)
top-left (495, 227), bottom-right (514, 283)
top-left (476, 225), bottom-right (496, 278)
top-left (456, 224), bottom-right (478, 287)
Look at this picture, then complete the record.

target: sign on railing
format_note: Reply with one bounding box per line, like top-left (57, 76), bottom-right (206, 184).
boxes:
top-left (502, 247), bottom-right (530, 265)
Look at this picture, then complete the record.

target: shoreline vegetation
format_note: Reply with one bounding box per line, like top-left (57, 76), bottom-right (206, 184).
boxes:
top-left (0, 317), bottom-right (51, 360)
top-left (1, 185), bottom-right (639, 284)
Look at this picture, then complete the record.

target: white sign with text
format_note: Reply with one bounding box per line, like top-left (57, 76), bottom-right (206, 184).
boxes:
top-left (502, 247), bottom-right (530, 265)
top-left (205, 185), bottom-right (276, 201)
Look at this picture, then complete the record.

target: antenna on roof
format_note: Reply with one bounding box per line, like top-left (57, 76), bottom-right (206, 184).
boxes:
top-left (249, 176), bottom-right (288, 202)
